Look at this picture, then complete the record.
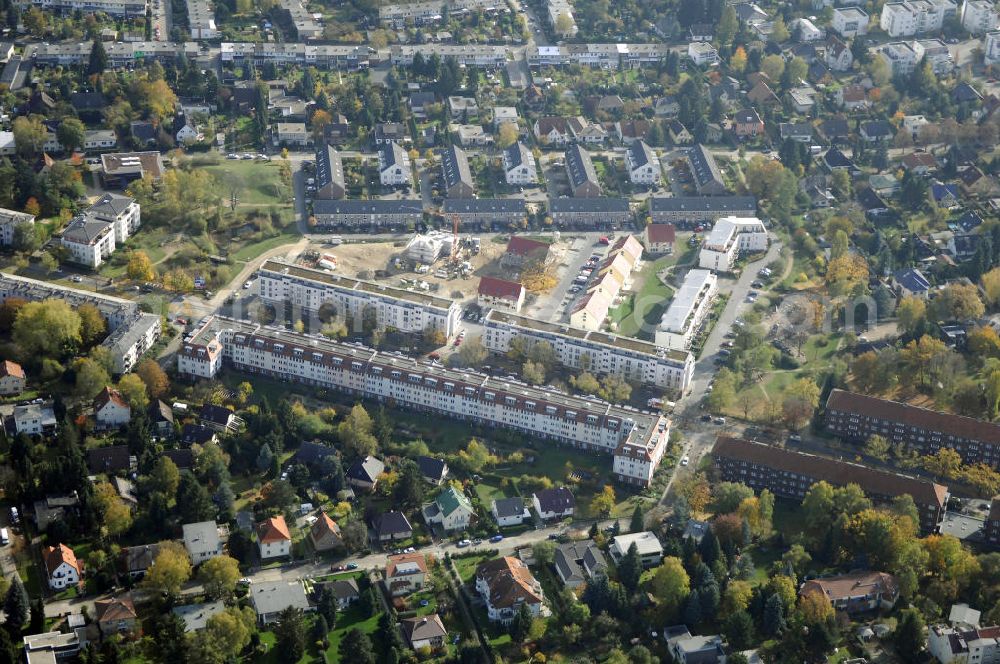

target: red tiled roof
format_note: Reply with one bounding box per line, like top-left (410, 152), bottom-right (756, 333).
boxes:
top-left (475, 556), bottom-right (543, 609)
top-left (506, 236), bottom-right (549, 257)
top-left (44, 543), bottom-right (79, 576)
top-left (799, 571), bottom-right (898, 604)
top-left (478, 276), bottom-right (524, 301)
top-left (712, 435), bottom-right (949, 509)
top-left (258, 515), bottom-right (291, 543)
top-left (0, 360), bottom-right (24, 379)
top-left (646, 223), bottom-right (676, 244)
top-left (386, 552), bottom-right (427, 578)
top-left (311, 512), bottom-right (341, 539)
top-left (827, 389), bottom-right (1000, 446)
top-left (95, 387), bottom-right (129, 411)
top-left (902, 152), bottom-right (936, 169)
top-left (95, 596), bottom-right (136, 622)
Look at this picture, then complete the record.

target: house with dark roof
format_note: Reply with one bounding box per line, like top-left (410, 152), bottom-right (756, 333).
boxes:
top-left (95, 596), bottom-right (137, 636)
top-left (181, 423), bottom-right (218, 446)
top-left (860, 120), bottom-right (894, 142)
top-left (315, 144), bottom-right (346, 199)
top-left (548, 197), bottom-right (631, 227)
top-left (130, 121), bottom-right (158, 147)
top-left (492, 497), bottom-right (530, 527)
top-left (422, 485), bottom-right (475, 533)
top-left (372, 510), bottom-right (413, 542)
top-left (88, 445), bottom-right (132, 474)
top-left (858, 188), bottom-right (890, 218)
top-left (553, 539), bottom-right (607, 589)
top-left (401, 614), bottom-right (448, 650)
top-left (712, 435), bottom-right (949, 533)
top-left (314, 578), bottom-right (359, 609)
top-left (823, 147), bottom-right (856, 172)
top-left (148, 400), bottom-right (174, 435)
top-left (70, 92), bottom-right (107, 119)
top-left (346, 455), bottom-right (385, 491)
top-left (440, 144), bottom-right (475, 198)
top-left (686, 144), bottom-right (728, 195)
top-left (532, 487), bottom-right (575, 521)
top-left (161, 448), bottom-right (195, 469)
top-left (309, 512), bottom-right (343, 552)
top-left (415, 456), bottom-right (449, 485)
top-left (818, 117), bottom-right (851, 143)
top-left (892, 267), bottom-right (931, 297)
top-left (932, 182), bottom-right (961, 206)
top-left (296, 441), bottom-right (337, 465)
top-left (120, 544), bottom-right (161, 579)
top-left (733, 108), bottom-right (764, 138)
top-left (565, 144), bottom-right (601, 198)
top-left (200, 403), bottom-right (242, 433)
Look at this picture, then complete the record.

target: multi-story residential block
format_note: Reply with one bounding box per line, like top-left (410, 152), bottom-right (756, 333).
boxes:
top-left (61, 216), bottom-right (116, 269)
top-left (280, 0), bottom-right (322, 38)
top-left (832, 6), bottom-right (870, 36)
top-left (961, 0), bottom-right (999, 32)
top-left (387, 44), bottom-right (507, 67)
top-left (441, 198), bottom-right (526, 228)
top-left (626, 140), bottom-right (661, 185)
top-left (548, 198), bottom-right (631, 228)
top-left (25, 0), bottom-right (146, 16)
top-left (654, 269), bottom-right (718, 349)
top-left (880, 0), bottom-right (955, 36)
top-left (219, 42), bottom-right (373, 70)
top-left (274, 122), bottom-right (310, 147)
top-left (565, 144), bottom-right (601, 197)
top-left (988, 502), bottom-right (1000, 546)
top-left (914, 38), bottom-right (956, 73)
top-left (440, 144), bottom-right (475, 198)
top-left (311, 199), bottom-right (423, 229)
top-left (178, 316), bottom-right (674, 485)
top-left (0, 273), bottom-right (159, 373)
top-left (546, 0), bottom-right (578, 36)
top-left (608, 532), bottom-right (663, 568)
top-left (315, 144), bottom-right (346, 199)
top-left (378, 142), bottom-right (411, 187)
top-left (87, 193), bottom-right (141, 244)
top-left (187, 0), bottom-right (218, 38)
top-left (879, 41), bottom-right (921, 74)
top-left (712, 436), bottom-right (949, 533)
top-left (986, 30), bottom-right (1000, 63)
top-left (929, 623), bottom-right (1000, 662)
top-left (0, 207), bottom-right (34, 247)
top-left (503, 142), bottom-right (538, 185)
top-left (687, 41), bottom-right (720, 65)
top-left (825, 388), bottom-right (1000, 468)
top-left (648, 196), bottom-right (757, 224)
top-left (698, 216), bottom-right (768, 272)
top-left (482, 309), bottom-right (694, 393)
top-left (256, 259), bottom-right (461, 338)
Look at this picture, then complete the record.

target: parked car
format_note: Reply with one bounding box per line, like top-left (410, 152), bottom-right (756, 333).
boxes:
top-left (489, 534), bottom-right (504, 543)
top-left (457, 539), bottom-right (472, 548)
top-left (680, 455), bottom-right (690, 466)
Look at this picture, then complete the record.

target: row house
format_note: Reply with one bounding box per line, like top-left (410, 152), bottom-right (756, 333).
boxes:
top-left (177, 316), bottom-right (672, 485)
top-left (712, 436), bottom-right (949, 533)
top-left (548, 197), bottom-right (630, 228)
top-left (386, 44), bottom-right (507, 67)
top-left (825, 388), bottom-right (1000, 469)
top-left (649, 195), bottom-right (757, 224)
top-left (441, 198), bottom-right (526, 227)
top-left (26, 0), bottom-right (146, 17)
top-left (311, 199), bottom-right (423, 229)
top-left (257, 259), bottom-right (461, 338)
top-left (482, 308), bottom-right (695, 394)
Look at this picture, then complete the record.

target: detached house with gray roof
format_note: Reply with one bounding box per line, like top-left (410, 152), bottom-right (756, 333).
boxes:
top-left (626, 140), bottom-right (660, 185)
top-left (440, 144), bottom-right (475, 198)
top-left (503, 141), bottom-right (538, 185)
top-left (346, 455), bottom-right (385, 491)
top-left (565, 144), bottom-right (601, 197)
top-left (554, 539), bottom-right (607, 589)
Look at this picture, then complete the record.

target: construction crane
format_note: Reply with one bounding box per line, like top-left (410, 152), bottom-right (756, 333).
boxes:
top-left (450, 213), bottom-right (461, 264)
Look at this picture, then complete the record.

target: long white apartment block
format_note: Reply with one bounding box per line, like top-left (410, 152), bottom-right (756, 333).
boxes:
top-left (0, 208), bottom-right (35, 247)
top-left (698, 216), bottom-right (769, 272)
top-left (482, 309), bottom-right (694, 394)
top-left (0, 272), bottom-right (159, 373)
top-left (187, 0), bottom-right (218, 38)
top-left (879, 0), bottom-right (956, 37)
top-left (962, 0), bottom-right (1000, 32)
top-left (23, 0), bottom-right (147, 16)
top-left (987, 30), bottom-right (1000, 63)
top-left (654, 269), bottom-right (718, 350)
top-left (257, 260), bottom-right (462, 339)
top-left (178, 316), bottom-right (672, 487)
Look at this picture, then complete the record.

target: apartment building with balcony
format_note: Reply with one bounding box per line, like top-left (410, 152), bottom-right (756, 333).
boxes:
top-left (712, 436), bottom-right (949, 533)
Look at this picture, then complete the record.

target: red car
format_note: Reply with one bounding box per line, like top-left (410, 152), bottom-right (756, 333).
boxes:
top-left (428, 352), bottom-right (441, 360)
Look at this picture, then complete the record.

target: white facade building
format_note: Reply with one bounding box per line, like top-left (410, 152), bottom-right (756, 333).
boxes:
top-left (503, 142), bottom-right (538, 185)
top-left (880, 0), bottom-right (955, 37)
top-left (379, 143), bottom-right (412, 186)
top-left (257, 260), bottom-right (461, 339)
top-left (25, 0), bottom-right (147, 17)
top-left (0, 208), bottom-right (34, 247)
top-left (687, 41), bottom-right (720, 65)
top-left (187, 0), bottom-right (218, 38)
top-left (832, 6), bottom-right (870, 36)
top-left (179, 316), bottom-right (674, 487)
top-left (928, 623), bottom-right (1000, 663)
top-left (626, 140), bottom-right (661, 185)
top-left (698, 216), bottom-right (769, 272)
top-left (987, 30), bottom-right (1000, 63)
top-left (483, 309), bottom-right (695, 394)
top-left (61, 217), bottom-right (116, 269)
top-left (654, 269), bottom-right (718, 350)
top-left (962, 0), bottom-right (999, 32)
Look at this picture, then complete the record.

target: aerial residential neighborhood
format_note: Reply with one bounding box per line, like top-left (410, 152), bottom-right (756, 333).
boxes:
top-left (2, 0), bottom-right (1000, 660)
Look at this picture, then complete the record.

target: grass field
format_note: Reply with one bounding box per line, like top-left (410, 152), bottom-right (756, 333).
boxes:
top-left (203, 160), bottom-right (291, 207)
top-left (610, 245), bottom-right (696, 339)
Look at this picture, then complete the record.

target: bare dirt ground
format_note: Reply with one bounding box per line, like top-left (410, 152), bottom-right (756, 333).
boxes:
top-left (298, 236), bottom-right (571, 304)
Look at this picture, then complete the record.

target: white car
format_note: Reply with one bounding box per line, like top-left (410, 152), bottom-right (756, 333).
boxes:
top-left (457, 539), bottom-right (472, 548)
top-left (305, 515), bottom-right (318, 525)
top-left (681, 455), bottom-right (690, 466)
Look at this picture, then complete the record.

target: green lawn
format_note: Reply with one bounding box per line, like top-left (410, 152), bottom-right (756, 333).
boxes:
top-left (610, 247), bottom-right (696, 339)
top-left (453, 553), bottom-right (492, 583)
top-left (323, 605), bottom-right (382, 661)
top-left (230, 232), bottom-right (300, 263)
top-left (203, 160), bottom-right (291, 207)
